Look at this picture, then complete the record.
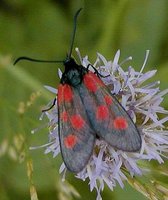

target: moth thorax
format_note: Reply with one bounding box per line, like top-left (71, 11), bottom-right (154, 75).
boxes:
top-left (67, 68), bottom-right (82, 86)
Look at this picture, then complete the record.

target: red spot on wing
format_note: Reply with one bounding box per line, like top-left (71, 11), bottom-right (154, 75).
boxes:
top-left (104, 95), bottom-right (113, 105)
top-left (58, 84), bottom-right (64, 103)
top-left (58, 84), bottom-right (73, 103)
top-left (64, 134), bottom-right (78, 149)
top-left (113, 117), bottom-right (128, 130)
top-left (64, 84), bottom-right (73, 102)
top-left (60, 111), bottom-right (68, 122)
top-left (83, 72), bottom-right (104, 92)
top-left (70, 114), bottom-right (85, 129)
top-left (96, 105), bottom-right (109, 120)
top-left (88, 72), bottom-right (104, 86)
top-left (83, 73), bottom-right (97, 92)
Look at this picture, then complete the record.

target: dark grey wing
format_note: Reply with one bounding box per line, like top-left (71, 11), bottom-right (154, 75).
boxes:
top-left (78, 71), bottom-right (141, 152)
top-left (57, 83), bottom-right (95, 173)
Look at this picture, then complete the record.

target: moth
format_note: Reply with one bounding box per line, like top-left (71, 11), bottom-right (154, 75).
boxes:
top-left (14, 8), bottom-right (142, 173)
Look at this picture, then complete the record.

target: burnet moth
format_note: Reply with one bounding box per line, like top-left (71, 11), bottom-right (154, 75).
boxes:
top-left (14, 8), bottom-right (142, 173)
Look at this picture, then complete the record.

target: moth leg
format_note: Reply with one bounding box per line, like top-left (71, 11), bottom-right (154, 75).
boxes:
top-left (86, 64), bottom-right (109, 78)
top-left (42, 98), bottom-right (56, 112)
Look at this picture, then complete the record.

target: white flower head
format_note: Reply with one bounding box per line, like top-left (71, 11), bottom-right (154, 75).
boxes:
top-left (31, 49), bottom-right (168, 200)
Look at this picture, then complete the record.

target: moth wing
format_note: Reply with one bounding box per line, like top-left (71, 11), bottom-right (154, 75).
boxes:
top-left (57, 84), bottom-right (96, 173)
top-left (80, 71), bottom-right (141, 152)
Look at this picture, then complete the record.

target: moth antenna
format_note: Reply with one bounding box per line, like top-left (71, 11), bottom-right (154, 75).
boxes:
top-left (68, 8), bottom-right (83, 59)
top-left (13, 56), bottom-right (64, 65)
top-left (14, 8), bottom-right (83, 66)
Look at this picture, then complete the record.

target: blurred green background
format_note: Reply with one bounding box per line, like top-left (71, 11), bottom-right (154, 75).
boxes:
top-left (1, 0), bottom-right (168, 199)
